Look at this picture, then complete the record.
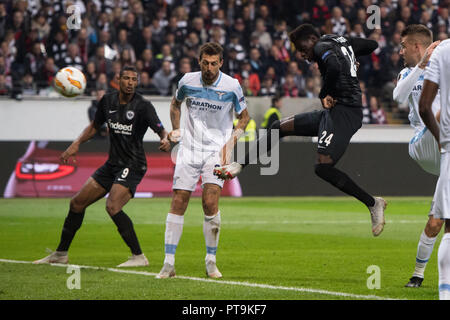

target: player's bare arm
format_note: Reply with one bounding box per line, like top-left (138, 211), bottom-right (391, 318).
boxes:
top-left (220, 109), bottom-right (250, 165)
top-left (419, 80), bottom-right (440, 145)
top-left (158, 129), bottom-right (171, 152)
top-left (168, 97), bottom-right (182, 142)
top-left (60, 121), bottom-right (98, 164)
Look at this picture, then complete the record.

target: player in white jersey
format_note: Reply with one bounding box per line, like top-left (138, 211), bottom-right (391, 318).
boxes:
top-left (393, 25), bottom-right (442, 288)
top-left (419, 39), bottom-right (450, 299)
top-left (156, 43), bottom-right (250, 279)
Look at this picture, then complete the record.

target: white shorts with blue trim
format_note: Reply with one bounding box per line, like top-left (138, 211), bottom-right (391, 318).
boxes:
top-left (172, 146), bottom-right (224, 192)
top-left (409, 127), bottom-right (440, 176)
top-left (432, 151), bottom-right (450, 220)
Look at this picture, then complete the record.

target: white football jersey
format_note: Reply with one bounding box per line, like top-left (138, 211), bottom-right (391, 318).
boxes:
top-left (175, 71), bottom-right (247, 152)
top-left (425, 39), bottom-right (450, 150)
top-left (394, 66), bottom-right (440, 135)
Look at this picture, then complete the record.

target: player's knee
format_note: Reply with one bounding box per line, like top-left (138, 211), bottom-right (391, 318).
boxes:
top-left (314, 163), bottom-right (345, 189)
top-left (202, 199), bottom-right (218, 216)
top-left (105, 201), bottom-right (122, 216)
top-left (426, 217), bottom-right (444, 236)
top-left (171, 195), bottom-right (188, 214)
top-left (70, 196), bottom-right (88, 213)
top-left (314, 163), bottom-right (331, 178)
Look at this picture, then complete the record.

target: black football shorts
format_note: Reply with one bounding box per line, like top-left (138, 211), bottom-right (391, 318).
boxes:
top-left (293, 104), bottom-right (363, 163)
top-left (91, 162), bottom-right (146, 197)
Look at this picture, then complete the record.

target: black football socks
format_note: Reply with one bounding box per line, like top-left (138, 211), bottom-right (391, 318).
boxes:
top-left (111, 211), bottom-right (143, 255)
top-left (315, 163), bottom-right (376, 207)
top-left (56, 210), bottom-right (85, 252)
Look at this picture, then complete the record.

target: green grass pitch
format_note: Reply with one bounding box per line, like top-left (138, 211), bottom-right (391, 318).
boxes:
top-left (0, 197), bottom-right (442, 300)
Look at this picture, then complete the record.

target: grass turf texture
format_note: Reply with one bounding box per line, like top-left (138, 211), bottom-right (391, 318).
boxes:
top-left (0, 197), bottom-right (441, 300)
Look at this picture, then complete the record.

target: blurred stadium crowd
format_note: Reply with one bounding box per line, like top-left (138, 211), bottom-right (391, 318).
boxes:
top-left (0, 0), bottom-right (449, 124)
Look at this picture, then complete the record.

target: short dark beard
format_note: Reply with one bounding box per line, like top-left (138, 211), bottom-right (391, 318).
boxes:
top-left (202, 71), bottom-right (219, 86)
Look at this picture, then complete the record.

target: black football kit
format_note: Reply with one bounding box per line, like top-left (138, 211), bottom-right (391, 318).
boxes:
top-left (293, 35), bottom-right (378, 162)
top-left (91, 91), bottom-right (165, 196)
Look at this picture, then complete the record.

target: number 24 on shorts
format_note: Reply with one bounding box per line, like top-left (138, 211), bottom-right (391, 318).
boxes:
top-left (319, 131), bottom-right (334, 146)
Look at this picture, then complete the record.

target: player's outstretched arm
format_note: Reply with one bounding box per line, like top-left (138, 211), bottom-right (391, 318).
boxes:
top-left (60, 121), bottom-right (98, 164)
top-left (346, 37), bottom-right (378, 57)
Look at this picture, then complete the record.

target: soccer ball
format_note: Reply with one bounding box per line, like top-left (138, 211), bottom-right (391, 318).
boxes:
top-left (54, 67), bottom-right (86, 97)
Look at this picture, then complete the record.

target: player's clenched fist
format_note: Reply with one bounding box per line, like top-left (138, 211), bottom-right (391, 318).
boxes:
top-left (321, 95), bottom-right (337, 109)
top-left (159, 137), bottom-right (171, 152)
top-left (168, 129), bottom-right (181, 143)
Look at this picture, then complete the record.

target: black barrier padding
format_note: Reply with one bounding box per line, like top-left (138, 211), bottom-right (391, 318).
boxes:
top-left (0, 141), bottom-right (438, 197)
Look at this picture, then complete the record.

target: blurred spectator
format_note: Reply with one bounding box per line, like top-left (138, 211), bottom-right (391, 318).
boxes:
top-left (281, 74), bottom-right (299, 97)
top-left (89, 46), bottom-right (112, 75)
top-left (241, 78), bottom-right (253, 96)
top-left (369, 96), bottom-right (388, 125)
top-left (248, 47), bottom-right (266, 80)
top-left (436, 7), bottom-right (450, 35)
top-left (223, 47), bottom-right (240, 77)
top-left (114, 29), bottom-right (136, 62)
top-left (267, 45), bottom-right (286, 82)
top-left (273, 32), bottom-right (290, 63)
top-left (24, 42), bottom-right (45, 76)
top-left (135, 26), bottom-right (157, 59)
top-left (234, 59), bottom-right (260, 96)
top-left (21, 73), bottom-right (37, 96)
top-left (48, 30), bottom-right (67, 63)
top-left (36, 57), bottom-right (58, 90)
top-left (0, 74), bottom-right (10, 96)
top-left (61, 43), bottom-right (84, 71)
top-left (153, 60), bottom-right (176, 96)
top-left (190, 16), bottom-right (208, 44)
top-left (312, 0), bottom-right (331, 28)
top-left (141, 49), bottom-right (158, 78)
top-left (137, 71), bottom-right (159, 96)
top-left (261, 95), bottom-right (282, 129)
top-left (228, 33), bottom-right (246, 61)
top-left (251, 18), bottom-right (272, 52)
top-left (84, 61), bottom-right (97, 96)
top-left (259, 76), bottom-right (277, 97)
top-left (350, 23), bottom-right (366, 38)
top-left (31, 12), bottom-right (50, 41)
top-left (286, 61), bottom-right (306, 97)
top-left (96, 73), bottom-right (108, 91)
top-left (324, 6), bottom-right (351, 36)
top-left (170, 58), bottom-right (192, 95)
top-left (438, 32), bottom-right (449, 41)
top-left (304, 77), bottom-right (317, 98)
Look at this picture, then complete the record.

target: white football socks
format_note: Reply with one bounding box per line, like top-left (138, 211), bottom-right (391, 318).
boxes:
top-left (203, 211), bottom-right (221, 263)
top-left (438, 233), bottom-right (450, 300)
top-left (413, 231), bottom-right (437, 278)
top-left (163, 213), bottom-right (184, 266)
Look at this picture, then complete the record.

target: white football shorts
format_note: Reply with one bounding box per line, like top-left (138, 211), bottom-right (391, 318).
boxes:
top-left (409, 128), bottom-right (440, 176)
top-left (432, 150), bottom-right (450, 220)
top-left (172, 146), bottom-right (224, 191)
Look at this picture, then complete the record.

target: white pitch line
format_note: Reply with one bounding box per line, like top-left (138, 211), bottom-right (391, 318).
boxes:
top-left (0, 258), bottom-right (403, 300)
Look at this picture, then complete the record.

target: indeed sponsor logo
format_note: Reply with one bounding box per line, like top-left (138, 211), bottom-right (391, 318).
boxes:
top-left (108, 119), bottom-right (133, 134)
